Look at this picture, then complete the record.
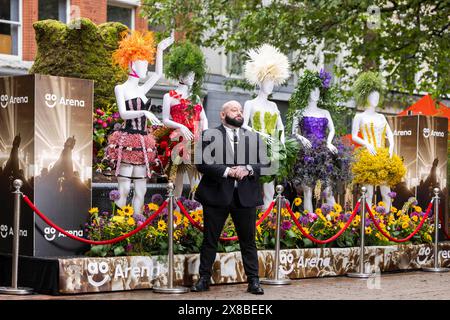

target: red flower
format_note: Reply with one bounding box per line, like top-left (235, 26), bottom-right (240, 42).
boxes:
top-left (194, 104), bottom-right (202, 113)
top-left (160, 141), bottom-right (168, 149)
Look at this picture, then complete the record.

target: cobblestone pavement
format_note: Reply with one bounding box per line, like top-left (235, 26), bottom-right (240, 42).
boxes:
top-left (1, 270), bottom-right (450, 300)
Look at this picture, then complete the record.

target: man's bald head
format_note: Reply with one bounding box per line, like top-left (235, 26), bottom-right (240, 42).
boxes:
top-left (220, 100), bottom-right (244, 128)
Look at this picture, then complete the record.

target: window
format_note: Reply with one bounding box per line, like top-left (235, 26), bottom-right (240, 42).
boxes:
top-left (38, 0), bottom-right (68, 23)
top-left (226, 50), bottom-right (246, 77)
top-left (0, 0), bottom-right (21, 56)
top-left (107, 3), bottom-right (134, 29)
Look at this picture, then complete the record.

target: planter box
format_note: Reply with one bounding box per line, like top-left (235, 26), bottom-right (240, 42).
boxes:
top-left (55, 242), bottom-right (450, 294)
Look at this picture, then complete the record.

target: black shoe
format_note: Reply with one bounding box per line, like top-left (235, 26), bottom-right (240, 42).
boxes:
top-left (247, 278), bottom-right (264, 295)
top-left (190, 277), bottom-right (210, 292)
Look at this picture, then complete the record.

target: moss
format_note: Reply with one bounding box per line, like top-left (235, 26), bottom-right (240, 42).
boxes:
top-left (30, 18), bottom-right (128, 108)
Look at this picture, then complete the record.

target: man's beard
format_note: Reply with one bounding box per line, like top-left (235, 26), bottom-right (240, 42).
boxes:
top-left (225, 115), bottom-right (243, 127)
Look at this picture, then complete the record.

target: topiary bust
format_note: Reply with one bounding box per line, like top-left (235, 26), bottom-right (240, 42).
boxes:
top-left (30, 18), bottom-right (128, 109)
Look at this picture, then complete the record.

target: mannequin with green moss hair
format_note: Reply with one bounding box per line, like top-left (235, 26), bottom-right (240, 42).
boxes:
top-left (162, 41), bottom-right (208, 198)
top-left (351, 71), bottom-right (406, 211)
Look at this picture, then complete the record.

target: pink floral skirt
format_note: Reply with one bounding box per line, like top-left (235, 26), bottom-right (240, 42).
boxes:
top-left (107, 131), bottom-right (157, 177)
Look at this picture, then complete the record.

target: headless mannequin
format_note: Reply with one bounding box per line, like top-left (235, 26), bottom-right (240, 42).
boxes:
top-left (162, 71), bottom-right (209, 198)
top-left (351, 91), bottom-right (394, 211)
top-left (292, 87), bottom-right (338, 213)
top-left (114, 35), bottom-right (173, 215)
top-left (242, 79), bottom-right (285, 209)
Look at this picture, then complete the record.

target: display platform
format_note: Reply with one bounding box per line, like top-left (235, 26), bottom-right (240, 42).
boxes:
top-left (1, 243), bottom-right (449, 295)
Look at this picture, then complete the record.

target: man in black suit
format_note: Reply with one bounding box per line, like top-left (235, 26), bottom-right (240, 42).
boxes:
top-left (191, 100), bottom-right (269, 295)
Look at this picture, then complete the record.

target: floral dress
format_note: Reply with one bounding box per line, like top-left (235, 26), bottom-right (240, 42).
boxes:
top-left (352, 117), bottom-right (406, 186)
top-left (154, 90), bottom-right (203, 181)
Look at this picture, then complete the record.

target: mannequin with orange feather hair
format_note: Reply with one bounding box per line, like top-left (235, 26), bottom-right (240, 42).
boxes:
top-left (107, 30), bottom-right (174, 215)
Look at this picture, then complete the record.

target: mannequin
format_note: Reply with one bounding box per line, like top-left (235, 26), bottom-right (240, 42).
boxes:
top-left (351, 71), bottom-right (406, 212)
top-left (292, 87), bottom-right (338, 213)
top-left (242, 44), bottom-right (290, 209)
top-left (351, 91), bottom-right (394, 210)
top-left (243, 78), bottom-right (285, 208)
top-left (107, 31), bottom-right (174, 215)
top-left (162, 71), bottom-right (208, 198)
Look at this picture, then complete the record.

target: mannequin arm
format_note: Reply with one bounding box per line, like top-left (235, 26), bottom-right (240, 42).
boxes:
top-left (139, 34), bottom-right (174, 94)
top-left (162, 94), bottom-right (185, 130)
top-left (276, 113), bottom-right (285, 144)
top-left (200, 106), bottom-right (208, 130)
top-left (384, 118), bottom-right (394, 157)
top-left (351, 114), bottom-right (368, 147)
top-left (325, 111), bottom-right (336, 145)
top-left (241, 101), bottom-right (254, 132)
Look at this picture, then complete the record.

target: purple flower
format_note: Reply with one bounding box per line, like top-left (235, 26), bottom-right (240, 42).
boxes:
top-left (281, 220), bottom-right (292, 231)
top-left (299, 216), bottom-right (309, 226)
top-left (151, 193), bottom-right (164, 206)
top-left (109, 190), bottom-right (121, 201)
top-left (319, 69), bottom-right (332, 89)
top-left (365, 218), bottom-right (371, 226)
top-left (308, 212), bottom-right (318, 222)
top-left (112, 112), bottom-right (120, 119)
top-left (387, 192), bottom-right (397, 199)
top-left (125, 243), bottom-right (133, 252)
top-left (304, 156), bottom-right (314, 163)
top-left (320, 203), bottom-right (332, 214)
top-left (223, 232), bottom-right (228, 237)
top-left (133, 213), bottom-right (146, 224)
top-left (375, 206), bottom-right (386, 214)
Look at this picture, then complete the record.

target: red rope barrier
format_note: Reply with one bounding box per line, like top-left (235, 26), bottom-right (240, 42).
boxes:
top-left (286, 201), bottom-right (360, 244)
top-left (365, 201), bottom-right (433, 243)
top-left (177, 200), bottom-right (275, 242)
top-left (22, 195), bottom-right (168, 245)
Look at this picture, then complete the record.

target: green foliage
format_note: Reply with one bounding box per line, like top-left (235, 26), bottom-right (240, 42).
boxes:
top-left (30, 18), bottom-right (128, 109)
top-left (353, 71), bottom-right (384, 108)
top-left (164, 41), bottom-right (207, 97)
top-left (142, 0), bottom-right (450, 101)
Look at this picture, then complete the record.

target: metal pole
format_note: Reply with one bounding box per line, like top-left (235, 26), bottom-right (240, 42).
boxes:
top-left (261, 185), bottom-right (291, 285)
top-left (0, 179), bottom-right (33, 294)
top-left (347, 186), bottom-right (371, 278)
top-left (423, 187), bottom-right (449, 272)
top-left (153, 182), bottom-right (189, 293)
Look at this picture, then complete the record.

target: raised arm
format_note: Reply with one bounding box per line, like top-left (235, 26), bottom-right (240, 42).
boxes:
top-left (324, 110), bottom-right (337, 153)
top-left (139, 33), bottom-right (174, 95)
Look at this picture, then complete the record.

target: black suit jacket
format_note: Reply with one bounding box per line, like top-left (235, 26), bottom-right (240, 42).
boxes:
top-left (195, 124), bottom-right (269, 207)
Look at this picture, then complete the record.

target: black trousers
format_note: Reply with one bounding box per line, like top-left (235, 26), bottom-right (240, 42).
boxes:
top-left (199, 189), bottom-right (258, 281)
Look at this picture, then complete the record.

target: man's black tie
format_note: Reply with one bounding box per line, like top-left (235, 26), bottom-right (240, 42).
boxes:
top-left (233, 129), bottom-right (238, 165)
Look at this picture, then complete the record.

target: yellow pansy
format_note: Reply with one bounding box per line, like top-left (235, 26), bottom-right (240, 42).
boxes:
top-left (333, 203), bottom-right (343, 213)
top-left (257, 225), bottom-right (262, 234)
top-left (390, 207), bottom-right (398, 214)
top-left (378, 201), bottom-right (385, 207)
top-left (158, 220), bottom-right (167, 231)
top-left (122, 205), bottom-right (134, 217)
top-left (127, 217), bottom-right (135, 226)
top-left (294, 212), bottom-right (301, 220)
top-left (338, 222), bottom-right (345, 229)
top-left (174, 211), bottom-right (182, 225)
top-left (294, 198), bottom-right (302, 206)
top-left (412, 215), bottom-right (418, 222)
top-left (325, 221), bottom-right (332, 228)
top-left (303, 227), bottom-right (310, 234)
top-left (315, 208), bottom-right (322, 215)
top-left (414, 206), bottom-right (422, 213)
top-left (401, 222), bottom-right (409, 229)
top-left (365, 226), bottom-right (372, 234)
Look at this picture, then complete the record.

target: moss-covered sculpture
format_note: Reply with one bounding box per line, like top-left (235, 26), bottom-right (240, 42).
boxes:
top-left (30, 18), bottom-right (128, 108)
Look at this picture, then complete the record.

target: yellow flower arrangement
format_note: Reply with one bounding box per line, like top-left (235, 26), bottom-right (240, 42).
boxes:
top-left (112, 216), bottom-right (125, 224)
top-left (365, 226), bottom-right (372, 234)
top-left (333, 203), bottom-right (342, 213)
top-left (352, 147), bottom-right (406, 186)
